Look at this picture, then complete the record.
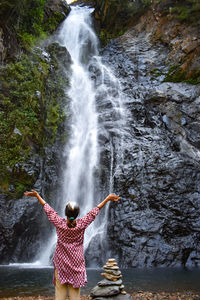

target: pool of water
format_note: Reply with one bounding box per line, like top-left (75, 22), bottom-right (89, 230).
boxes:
top-left (0, 266), bottom-right (200, 297)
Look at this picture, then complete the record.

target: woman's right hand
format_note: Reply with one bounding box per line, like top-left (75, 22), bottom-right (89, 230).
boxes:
top-left (24, 189), bottom-right (38, 197)
top-left (24, 190), bottom-right (46, 206)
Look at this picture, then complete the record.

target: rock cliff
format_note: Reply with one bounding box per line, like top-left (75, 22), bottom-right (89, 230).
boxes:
top-left (87, 5), bottom-right (200, 267)
top-left (75, 0), bottom-right (200, 269)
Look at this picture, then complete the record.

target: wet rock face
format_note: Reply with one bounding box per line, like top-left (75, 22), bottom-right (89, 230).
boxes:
top-left (0, 195), bottom-right (43, 263)
top-left (0, 139), bottom-right (65, 264)
top-left (87, 27), bottom-right (200, 267)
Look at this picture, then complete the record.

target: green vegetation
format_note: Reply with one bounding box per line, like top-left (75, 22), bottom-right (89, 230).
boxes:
top-left (0, 0), bottom-right (70, 198)
top-left (151, 68), bottom-right (164, 78)
top-left (153, 0), bottom-right (200, 25)
top-left (0, 45), bottom-right (70, 198)
top-left (17, 0), bottom-right (46, 49)
top-left (163, 65), bottom-right (200, 85)
top-left (0, 0), bottom-right (69, 52)
top-left (151, 65), bottom-right (200, 84)
top-left (171, 2), bottom-right (200, 25)
top-left (99, 28), bottom-right (125, 45)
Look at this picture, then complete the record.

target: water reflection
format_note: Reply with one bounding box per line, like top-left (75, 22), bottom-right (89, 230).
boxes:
top-left (0, 267), bottom-right (200, 297)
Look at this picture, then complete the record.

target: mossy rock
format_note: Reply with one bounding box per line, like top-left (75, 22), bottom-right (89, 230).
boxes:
top-left (164, 65), bottom-right (200, 85)
top-left (0, 42), bottom-right (71, 198)
top-left (0, 0), bottom-right (70, 59)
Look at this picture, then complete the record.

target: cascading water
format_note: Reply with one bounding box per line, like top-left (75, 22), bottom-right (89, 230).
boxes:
top-left (40, 5), bottom-right (130, 266)
top-left (58, 6), bottom-right (98, 214)
top-left (57, 6), bottom-right (100, 252)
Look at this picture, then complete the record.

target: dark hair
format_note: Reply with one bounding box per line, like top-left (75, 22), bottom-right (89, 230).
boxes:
top-left (65, 202), bottom-right (80, 228)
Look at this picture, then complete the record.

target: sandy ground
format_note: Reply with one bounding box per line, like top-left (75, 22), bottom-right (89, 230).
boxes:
top-left (1, 292), bottom-right (200, 300)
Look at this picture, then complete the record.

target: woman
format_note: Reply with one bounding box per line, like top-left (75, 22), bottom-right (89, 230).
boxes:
top-left (24, 190), bottom-right (120, 300)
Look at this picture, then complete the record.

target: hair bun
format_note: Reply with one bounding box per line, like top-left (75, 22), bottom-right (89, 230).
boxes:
top-left (65, 202), bottom-right (80, 228)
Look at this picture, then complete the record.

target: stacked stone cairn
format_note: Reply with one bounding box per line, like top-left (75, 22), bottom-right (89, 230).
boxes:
top-left (90, 258), bottom-right (132, 300)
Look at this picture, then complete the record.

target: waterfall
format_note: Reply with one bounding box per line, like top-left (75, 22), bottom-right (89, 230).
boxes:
top-left (40, 5), bottom-right (129, 265)
top-left (58, 6), bottom-right (99, 250)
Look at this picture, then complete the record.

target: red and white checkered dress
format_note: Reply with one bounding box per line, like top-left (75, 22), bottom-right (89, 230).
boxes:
top-left (43, 203), bottom-right (100, 288)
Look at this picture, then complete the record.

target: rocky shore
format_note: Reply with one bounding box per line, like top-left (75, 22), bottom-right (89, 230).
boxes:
top-left (1, 292), bottom-right (200, 300)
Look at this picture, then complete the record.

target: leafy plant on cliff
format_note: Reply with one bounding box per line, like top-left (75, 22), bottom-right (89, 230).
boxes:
top-left (171, 1), bottom-right (200, 24)
top-left (152, 0), bottom-right (200, 25)
top-left (0, 45), bottom-right (69, 198)
top-left (0, 0), bottom-right (69, 53)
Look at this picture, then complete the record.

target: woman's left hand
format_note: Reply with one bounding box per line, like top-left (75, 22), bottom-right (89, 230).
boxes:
top-left (106, 193), bottom-right (120, 202)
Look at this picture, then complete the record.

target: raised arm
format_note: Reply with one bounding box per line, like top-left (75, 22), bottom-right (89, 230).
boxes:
top-left (24, 189), bottom-right (46, 206)
top-left (97, 193), bottom-right (120, 209)
top-left (79, 194), bottom-right (120, 229)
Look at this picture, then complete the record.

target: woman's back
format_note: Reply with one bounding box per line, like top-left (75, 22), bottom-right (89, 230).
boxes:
top-left (43, 203), bottom-right (100, 287)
